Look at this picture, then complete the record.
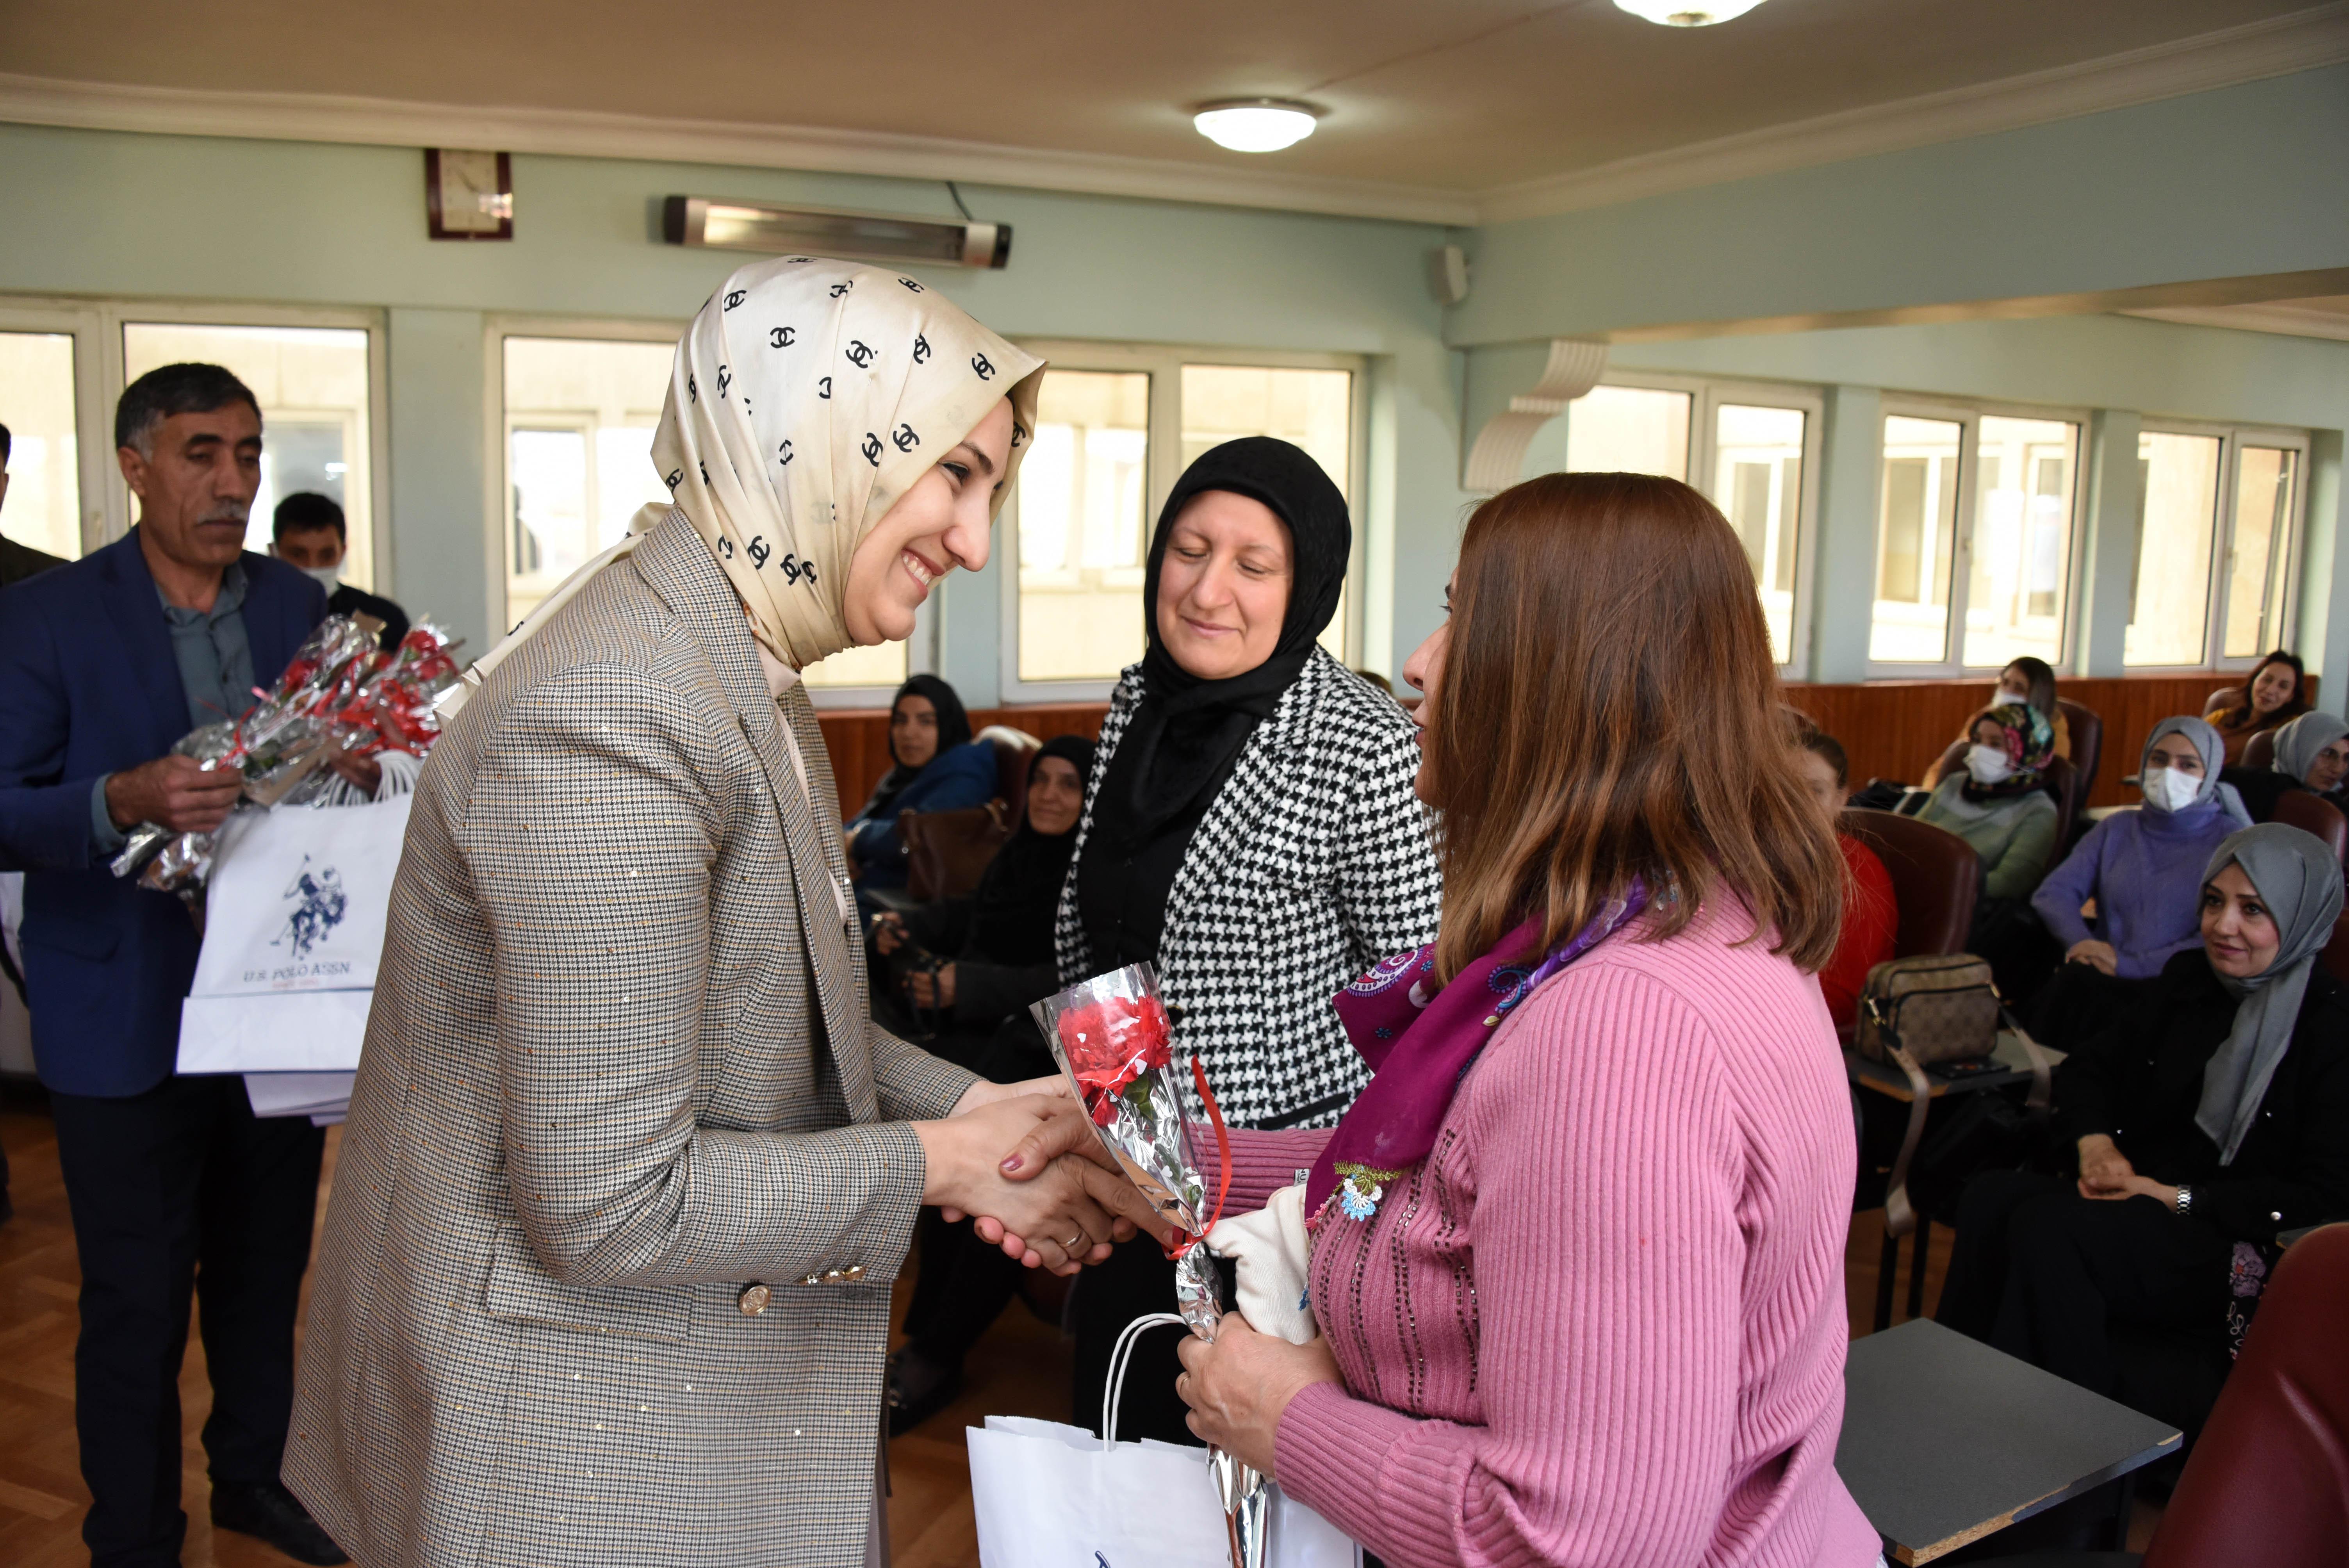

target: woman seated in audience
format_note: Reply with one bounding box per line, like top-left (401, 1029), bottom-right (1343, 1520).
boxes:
top-left (871, 735), bottom-right (1093, 1073)
top-left (2204, 649), bottom-right (2311, 764)
top-left (875, 736), bottom-right (1094, 1433)
top-left (843, 673), bottom-right (997, 894)
top-left (2226, 709), bottom-right (2349, 823)
top-left (1151, 472), bottom-right (1880, 1568)
top-left (1922, 655), bottom-right (2069, 788)
top-left (1939, 824), bottom-right (2348, 1424)
top-left (1916, 702), bottom-right (2062, 903)
top-left (1792, 720), bottom-right (1900, 1040)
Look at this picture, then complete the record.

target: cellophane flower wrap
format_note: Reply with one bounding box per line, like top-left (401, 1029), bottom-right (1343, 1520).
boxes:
top-left (111, 615), bottom-right (465, 901)
top-left (1032, 964), bottom-right (1271, 1568)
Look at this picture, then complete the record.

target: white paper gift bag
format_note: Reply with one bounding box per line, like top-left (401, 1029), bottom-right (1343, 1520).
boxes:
top-left (176, 795), bottom-right (412, 1074)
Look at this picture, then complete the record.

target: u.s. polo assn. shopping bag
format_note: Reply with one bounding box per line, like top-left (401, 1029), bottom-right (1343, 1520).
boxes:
top-left (966, 1313), bottom-right (1360, 1568)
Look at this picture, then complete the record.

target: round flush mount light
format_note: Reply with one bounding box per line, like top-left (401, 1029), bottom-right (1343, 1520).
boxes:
top-left (1613, 0), bottom-right (1770, 23)
top-left (1193, 99), bottom-right (1324, 153)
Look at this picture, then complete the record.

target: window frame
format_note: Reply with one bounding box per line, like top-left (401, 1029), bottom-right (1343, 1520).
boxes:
top-left (0, 296), bottom-right (389, 580)
top-left (2124, 419), bottom-right (2312, 674)
top-left (998, 338), bottom-right (1367, 706)
top-left (1862, 393), bottom-right (2092, 681)
top-left (1571, 372), bottom-right (1823, 678)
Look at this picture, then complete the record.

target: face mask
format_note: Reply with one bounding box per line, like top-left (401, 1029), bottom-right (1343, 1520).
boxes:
top-left (300, 564), bottom-right (341, 593)
top-left (1964, 744), bottom-right (2014, 786)
top-left (2144, 763), bottom-right (2204, 813)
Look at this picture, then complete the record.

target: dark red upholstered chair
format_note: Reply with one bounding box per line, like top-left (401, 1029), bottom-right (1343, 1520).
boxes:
top-left (2056, 698), bottom-right (2103, 799)
top-left (975, 725), bottom-right (1041, 822)
top-left (2272, 790), bottom-right (2348, 870)
top-left (2242, 729), bottom-right (2278, 771)
top-left (2139, 1224), bottom-right (2349, 1568)
top-left (2041, 753), bottom-right (2083, 852)
top-left (2323, 912), bottom-right (2349, 986)
top-left (1841, 808), bottom-right (1980, 959)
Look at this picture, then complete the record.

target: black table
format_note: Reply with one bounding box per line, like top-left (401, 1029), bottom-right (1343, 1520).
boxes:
top-left (1838, 1319), bottom-right (2181, 1565)
top-left (1847, 1032), bottom-right (2067, 1330)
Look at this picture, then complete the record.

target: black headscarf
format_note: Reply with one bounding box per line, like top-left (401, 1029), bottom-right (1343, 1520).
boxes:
top-left (864, 674), bottom-right (973, 818)
top-left (1087, 437), bottom-right (1351, 855)
top-left (966, 734), bottom-right (1096, 968)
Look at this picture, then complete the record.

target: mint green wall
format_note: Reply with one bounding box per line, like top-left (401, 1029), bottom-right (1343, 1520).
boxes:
top-left (0, 121), bottom-right (1473, 676)
top-left (1454, 65), bottom-right (2349, 347)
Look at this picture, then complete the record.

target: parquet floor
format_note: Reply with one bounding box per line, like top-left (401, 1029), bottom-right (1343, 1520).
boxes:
top-left (0, 1082), bottom-right (2154, 1568)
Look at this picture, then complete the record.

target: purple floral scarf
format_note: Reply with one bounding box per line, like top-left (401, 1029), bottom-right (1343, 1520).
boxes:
top-left (1305, 884), bottom-right (1649, 1224)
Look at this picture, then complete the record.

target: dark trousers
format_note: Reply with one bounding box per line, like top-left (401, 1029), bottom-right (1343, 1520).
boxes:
top-left (1937, 1170), bottom-right (2230, 1397)
top-left (50, 1074), bottom-right (326, 1567)
top-left (1070, 1237), bottom-right (1197, 1445)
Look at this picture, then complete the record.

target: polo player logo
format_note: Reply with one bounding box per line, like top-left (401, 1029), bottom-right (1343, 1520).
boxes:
top-left (845, 340), bottom-right (877, 370)
top-left (724, 289), bottom-right (747, 310)
top-left (893, 423), bottom-right (919, 452)
top-left (861, 432), bottom-right (883, 467)
top-left (971, 352), bottom-right (995, 381)
top-left (777, 439), bottom-right (793, 466)
top-left (274, 857), bottom-right (347, 961)
top-left (770, 325), bottom-right (795, 348)
top-left (899, 277), bottom-right (924, 292)
top-left (913, 333), bottom-right (931, 365)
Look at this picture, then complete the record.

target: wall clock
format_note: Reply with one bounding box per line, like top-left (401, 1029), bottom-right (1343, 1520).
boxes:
top-left (426, 149), bottom-right (513, 241)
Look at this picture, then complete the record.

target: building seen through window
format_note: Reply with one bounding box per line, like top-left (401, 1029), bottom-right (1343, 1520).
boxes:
top-left (0, 330), bottom-right (82, 561)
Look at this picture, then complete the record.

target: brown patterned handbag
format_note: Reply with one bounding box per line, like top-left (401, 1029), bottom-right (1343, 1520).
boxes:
top-left (1855, 953), bottom-right (1998, 1066)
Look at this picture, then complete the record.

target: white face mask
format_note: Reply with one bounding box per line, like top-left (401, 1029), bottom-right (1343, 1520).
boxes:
top-left (300, 564), bottom-right (342, 593)
top-left (2144, 763), bottom-right (2204, 813)
top-left (1964, 744), bottom-right (2014, 786)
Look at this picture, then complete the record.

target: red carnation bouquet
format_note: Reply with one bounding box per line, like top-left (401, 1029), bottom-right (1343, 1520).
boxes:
top-left (110, 615), bottom-right (465, 901)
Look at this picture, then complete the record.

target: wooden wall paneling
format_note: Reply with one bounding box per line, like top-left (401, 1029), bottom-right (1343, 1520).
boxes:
top-left (813, 704), bottom-right (1113, 821)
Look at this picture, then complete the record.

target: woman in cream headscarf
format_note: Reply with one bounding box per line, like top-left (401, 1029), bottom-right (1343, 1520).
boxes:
top-left (286, 258), bottom-right (1166, 1568)
top-left (1940, 822), bottom-right (2347, 1426)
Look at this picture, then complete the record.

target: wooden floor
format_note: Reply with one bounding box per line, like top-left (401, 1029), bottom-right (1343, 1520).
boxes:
top-left (0, 1083), bottom-right (2154, 1566)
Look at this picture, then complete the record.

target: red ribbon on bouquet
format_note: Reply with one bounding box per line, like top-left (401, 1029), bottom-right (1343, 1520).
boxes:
top-left (1164, 1054), bottom-right (1233, 1263)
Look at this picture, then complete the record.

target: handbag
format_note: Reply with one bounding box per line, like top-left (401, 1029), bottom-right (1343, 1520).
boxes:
top-left (1856, 953), bottom-right (1998, 1067)
top-left (900, 799), bottom-right (1010, 902)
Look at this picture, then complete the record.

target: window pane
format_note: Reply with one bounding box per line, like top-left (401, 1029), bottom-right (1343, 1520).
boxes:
top-left (1711, 403), bottom-right (1804, 664)
top-left (1179, 365), bottom-right (1354, 660)
top-left (1870, 415), bottom-right (1962, 663)
top-left (2223, 447), bottom-right (2297, 660)
top-left (0, 332), bottom-right (82, 560)
top-left (1961, 416), bottom-right (2077, 669)
top-left (1566, 385), bottom-right (1689, 479)
top-left (2124, 432), bottom-right (2222, 667)
top-left (1018, 370), bottom-right (1151, 683)
top-left (123, 324), bottom-right (372, 587)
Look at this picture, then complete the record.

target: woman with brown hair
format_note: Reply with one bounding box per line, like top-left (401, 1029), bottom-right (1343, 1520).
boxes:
top-left (2205, 649), bottom-right (2312, 764)
top-left (1157, 472), bottom-right (1879, 1567)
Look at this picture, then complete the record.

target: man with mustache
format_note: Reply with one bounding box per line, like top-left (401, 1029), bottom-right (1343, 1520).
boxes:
top-left (0, 363), bottom-right (346, 1566)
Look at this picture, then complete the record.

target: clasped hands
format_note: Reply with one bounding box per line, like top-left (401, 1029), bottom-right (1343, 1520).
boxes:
top-left (915, 1076), bottom-right (1177, 1275)
top-left (2076, 1133), bottom-right (2180, 1211)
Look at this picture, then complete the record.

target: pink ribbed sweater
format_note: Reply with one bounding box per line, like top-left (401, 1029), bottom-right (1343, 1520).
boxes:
top-left (1224, 903), bottom-right (1881, 1568)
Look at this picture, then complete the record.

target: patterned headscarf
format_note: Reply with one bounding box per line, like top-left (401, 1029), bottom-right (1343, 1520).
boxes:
top-left (651, 256), bottom-right (1043, 669)
top-left (1960, 700), bottom-right (2055, 801)
top-left (2271, 711), bottom-right (2349, 789)
top-left (2194, 823), bottom-right (2345, 1164)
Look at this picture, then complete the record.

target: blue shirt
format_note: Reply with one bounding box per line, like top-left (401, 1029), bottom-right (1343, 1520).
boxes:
top-left (87, 561), bottom-right (255, 855)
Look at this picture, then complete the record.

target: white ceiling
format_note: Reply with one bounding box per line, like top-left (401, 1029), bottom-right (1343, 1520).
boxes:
top-left (2, 0), bottom-right (2343, 225)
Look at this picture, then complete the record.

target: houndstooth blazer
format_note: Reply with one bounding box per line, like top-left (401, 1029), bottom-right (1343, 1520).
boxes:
top-left (283, 515), bottom-right (977, 1567)
top-left (1055, 648), bottom-right (1443, 1130)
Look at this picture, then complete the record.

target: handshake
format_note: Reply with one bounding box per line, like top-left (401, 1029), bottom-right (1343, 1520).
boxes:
top-left (914, 1076), bottom-right (1178, 1274)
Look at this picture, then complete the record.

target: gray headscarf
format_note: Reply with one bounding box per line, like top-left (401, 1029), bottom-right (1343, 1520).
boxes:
top-left (2271, 711), bottom-right (2349, 789)
top-left (2194, 823), bottom-right (2345, 1165)
top-left (2140, 715), bottom-right (2253, 826)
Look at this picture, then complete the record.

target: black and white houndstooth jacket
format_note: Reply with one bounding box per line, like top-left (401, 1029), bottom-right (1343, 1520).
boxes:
top-left (1055, 647), bottom-right (1443, 1130)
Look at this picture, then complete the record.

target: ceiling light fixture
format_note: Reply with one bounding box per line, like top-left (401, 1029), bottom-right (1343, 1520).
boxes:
top-left (1613, 0), bottom-right (1770, 25)
top-left (1192, 99), bottom-right (1324, 154)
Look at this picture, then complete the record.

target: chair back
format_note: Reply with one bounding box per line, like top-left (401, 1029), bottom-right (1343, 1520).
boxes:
top-left (2041, 753), bottom-right (2082, 850)
top-left (2272, 791), bottom-right (2349, 869)
top-left (975, 725), bottom-right (1042, 821)
top-left (900, 800), bottom-right (1012, 902)
top-left (2055, 698), bottom-right (2103, 798)
top-left (2324, 913), bottom-right (2349, 986)
top-left (1841, 809), bottom-right (1981, 959)
top-left (2143, 1224), bottom-right (2349, 1568)
top-left (2207, 683), bottom-right (2242, 715)
top-left (2242, 729), bottom-right (2278, 771)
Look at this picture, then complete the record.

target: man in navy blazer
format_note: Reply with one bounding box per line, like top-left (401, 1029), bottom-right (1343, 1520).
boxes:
top-left (0, 363), bottom-right (346, 1567)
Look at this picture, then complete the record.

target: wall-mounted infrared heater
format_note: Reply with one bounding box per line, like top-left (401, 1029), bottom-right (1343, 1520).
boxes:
top-left (662, 196), bottom-right (1012, 269)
